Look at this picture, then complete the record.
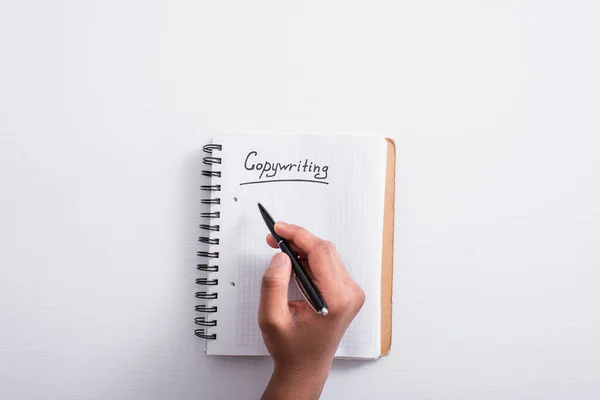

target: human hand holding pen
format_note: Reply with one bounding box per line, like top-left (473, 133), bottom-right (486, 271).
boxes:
top-left (259, 222), bottom-right (366, 400)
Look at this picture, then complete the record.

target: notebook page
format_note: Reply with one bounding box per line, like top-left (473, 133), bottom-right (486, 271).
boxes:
top-left (204, 134), bottom-right (387, 359)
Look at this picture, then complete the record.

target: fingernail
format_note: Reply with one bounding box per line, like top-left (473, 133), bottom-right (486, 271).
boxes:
top-left (276, 221), bottom-right (288, 228)
top-left (271, 252), bottom-right (287, 266)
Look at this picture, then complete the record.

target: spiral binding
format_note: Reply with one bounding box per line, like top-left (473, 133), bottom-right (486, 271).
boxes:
top-left (198, 237), bottom-right (219, 245)
top-left (197, 263), bottom-right (219, 272)
top-left (196, 277), bottom-right (219, 285)
top-left (195, 143), bottom-right (222, 341)
top-left (197, 250), bottom-right (219, 258)
top-left (195, 316), bottom-right (217, 326)
top-left (199, 224), bottom-right (220, 232)
top-left (195, 305), bottom-right (218, 312)
top-left (195, 291), bottom-right (218, 299)
top-left (202, 170), bottom-right (221, 178)
top-left (201, 211), bottom-right (220, 218)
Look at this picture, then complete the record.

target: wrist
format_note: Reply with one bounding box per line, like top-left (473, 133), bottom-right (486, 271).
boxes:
top-left (273, 359), bottom-right (332, 384)
top-left (262, 361), bottom-right (332, 400)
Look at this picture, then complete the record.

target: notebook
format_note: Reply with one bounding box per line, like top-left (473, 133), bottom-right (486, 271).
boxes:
top-left (195, 133), bottom-right (395, 359)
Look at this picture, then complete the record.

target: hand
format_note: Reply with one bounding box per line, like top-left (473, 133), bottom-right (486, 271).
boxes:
top-left (259, 222), bottom-right (365, 400)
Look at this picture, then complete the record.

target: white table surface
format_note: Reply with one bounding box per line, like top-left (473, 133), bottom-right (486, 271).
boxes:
top-left (2, 1), bottom-right (599, 399)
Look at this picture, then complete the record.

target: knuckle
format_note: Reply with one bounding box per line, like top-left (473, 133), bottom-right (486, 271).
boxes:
top-left (258, 313), bottom-right (284, 333)
top-left (330, 287), bottom-right (365, 316)
top-left (333, 293), bottom-right (353, 312)
top-left (257, 313), bottom-right (271, 331)
top-left (355, 287), bottom-right (366, 309)
top-left (317, 240), bottom-right (336, 254)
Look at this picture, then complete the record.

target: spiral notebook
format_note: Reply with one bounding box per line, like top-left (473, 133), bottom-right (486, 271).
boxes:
top-left (196, 133), bottom-right (395, 359)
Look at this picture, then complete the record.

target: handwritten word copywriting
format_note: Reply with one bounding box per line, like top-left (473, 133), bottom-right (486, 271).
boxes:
top-left (242, 151), bottom-right (329, 184)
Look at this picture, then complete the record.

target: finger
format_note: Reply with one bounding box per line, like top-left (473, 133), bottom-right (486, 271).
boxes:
top-left (258, 253), bottom-right (292, 329)
top-left (266, 234), bottom-right (307, 259)
top-left (274, 222), bottom-right (322, 256)
top-left (266, 234), bottom-right (278, 249)
top-left (275, 222), bottom-right (342, 283)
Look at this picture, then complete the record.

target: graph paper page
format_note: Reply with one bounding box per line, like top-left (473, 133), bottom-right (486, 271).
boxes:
top-left (203, 134), bottom-right (387, 359)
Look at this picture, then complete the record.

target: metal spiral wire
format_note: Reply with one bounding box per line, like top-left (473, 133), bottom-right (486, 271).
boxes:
top-left (195, 143), bottom-right (222, 340)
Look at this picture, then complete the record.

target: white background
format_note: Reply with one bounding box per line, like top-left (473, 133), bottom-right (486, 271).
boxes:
top-left (1, 1), bottom-right (599, 399)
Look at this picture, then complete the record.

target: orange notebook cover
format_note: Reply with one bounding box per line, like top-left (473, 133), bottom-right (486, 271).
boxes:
top-left (380, 138), bottom-right (395, 356)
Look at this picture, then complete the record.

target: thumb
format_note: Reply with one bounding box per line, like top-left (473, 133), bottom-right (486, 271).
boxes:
top-left (259, 252), bottom-right (292, 325)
